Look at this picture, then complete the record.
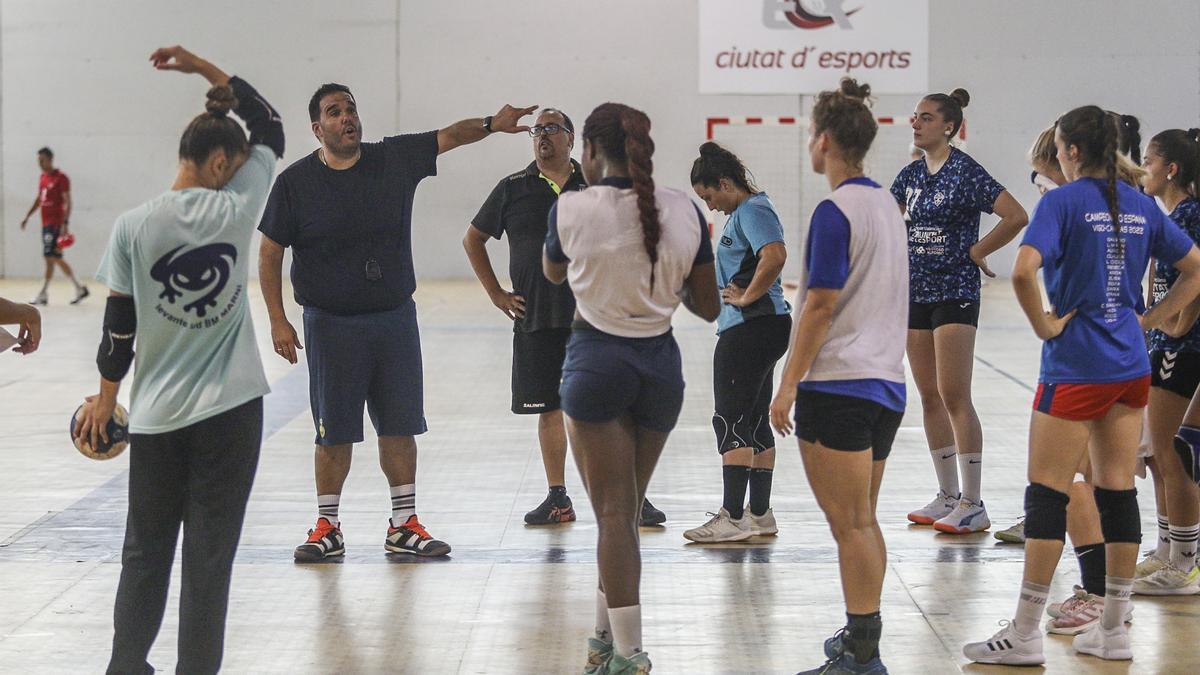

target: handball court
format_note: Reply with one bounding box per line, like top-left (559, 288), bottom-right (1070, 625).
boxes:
top-left (1, 278), bottom-right (1197, 674)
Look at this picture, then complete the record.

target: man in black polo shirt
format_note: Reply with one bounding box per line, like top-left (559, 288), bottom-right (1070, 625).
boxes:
top-left (463, 109), bottom-right (668, 527)
top-left (258, 82), bottom-right (536, 560)
top-left (465, 108), bottom-right (585, 525)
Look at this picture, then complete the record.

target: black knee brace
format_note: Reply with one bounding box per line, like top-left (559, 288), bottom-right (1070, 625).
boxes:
top-left (1023, 483), bottom-right (1070, 541)
top-left (1093, 486), bottom-right (1141, 544)
top-left (713, 413), bottom-right (749, 454)
top-left (751, 415), bottom-right (774, 452)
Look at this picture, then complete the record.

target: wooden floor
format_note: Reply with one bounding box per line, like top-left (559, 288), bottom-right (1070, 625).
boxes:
top-left (1, 278), bottom-right (1197, 674)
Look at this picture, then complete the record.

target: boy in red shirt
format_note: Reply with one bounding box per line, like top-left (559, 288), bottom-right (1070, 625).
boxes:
top-left (20, 147), bottom-right (88, 304)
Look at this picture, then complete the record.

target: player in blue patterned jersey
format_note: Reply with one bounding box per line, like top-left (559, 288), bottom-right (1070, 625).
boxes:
top-left (891, 88), bottom-right (1028, 534)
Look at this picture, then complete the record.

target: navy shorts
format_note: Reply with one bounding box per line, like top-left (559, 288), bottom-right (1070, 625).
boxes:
top-left (559, 326), bottom-right (684, 433)
top-left (42, 224), bottom-right (63, 258)
top-left (302, 301), bottom-right (427, 445)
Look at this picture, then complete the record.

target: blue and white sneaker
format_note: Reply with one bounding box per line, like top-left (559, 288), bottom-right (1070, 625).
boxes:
top-left (933, 497), bottom-right (990, 534)
top-left (797, 652), bottom-right (888, 674)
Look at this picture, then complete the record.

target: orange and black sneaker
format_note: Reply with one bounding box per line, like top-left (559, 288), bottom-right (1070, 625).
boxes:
top-left (525, 488), bottom-right (577, 525)
top-left (385, 515), bottom-right (451, 557)
top-left (294, 517), bottom-right (345, 562)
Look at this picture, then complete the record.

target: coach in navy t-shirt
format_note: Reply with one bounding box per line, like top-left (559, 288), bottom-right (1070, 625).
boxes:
top-left (258, 82), bottom-right (537, 561)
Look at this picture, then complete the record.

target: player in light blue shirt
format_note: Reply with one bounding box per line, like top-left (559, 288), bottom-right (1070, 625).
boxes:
top-left (74, 46), bottom-right (283, 674)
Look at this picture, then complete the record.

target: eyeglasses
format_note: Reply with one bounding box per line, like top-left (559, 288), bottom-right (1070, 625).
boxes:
top-left (529, 123), bottom-right (571, 137)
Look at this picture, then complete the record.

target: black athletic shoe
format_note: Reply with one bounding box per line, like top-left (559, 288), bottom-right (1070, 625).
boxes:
top-left (524, 491), bottom-right (576, 525)
top-left (294, 517), bottom-right (345, 562)
top-left (70, 285), bottom-right (90, 305)
top-left (640, 498), bottom-right (666, 527)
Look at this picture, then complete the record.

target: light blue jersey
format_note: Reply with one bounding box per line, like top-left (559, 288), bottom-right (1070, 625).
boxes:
top-left (96, 145), bottom-right (276, 433)
top-left (715, 192), bottom-right (791, 333)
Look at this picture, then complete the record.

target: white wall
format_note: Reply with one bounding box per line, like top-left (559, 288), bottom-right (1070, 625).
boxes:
top-left (2, 0), bottom-right (1199, 279)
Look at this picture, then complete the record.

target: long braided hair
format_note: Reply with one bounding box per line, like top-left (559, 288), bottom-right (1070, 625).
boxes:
top-left (1059, 106), bottom-right (1122, 256)
top-left (583, 103), bottom-right (661, 289)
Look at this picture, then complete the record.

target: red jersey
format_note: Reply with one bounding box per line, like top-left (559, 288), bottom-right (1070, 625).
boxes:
top-left (39, 169), bottom-right (70, 225)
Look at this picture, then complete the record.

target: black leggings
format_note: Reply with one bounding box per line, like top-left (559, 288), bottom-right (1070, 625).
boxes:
top-left (712, 314), bottom-right (792, 454)
top-left (107, 398), bottom-right (263, 675)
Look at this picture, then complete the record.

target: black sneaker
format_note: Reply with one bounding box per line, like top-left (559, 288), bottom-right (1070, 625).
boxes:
top-left (385, 515), bottom-right (451, 556)
top-left (640, 498), bottom-right (666, 526)
top-left (525, 490), bottom-right (576, 525)
top-left (294, 517), bottom-right (345, 562)
top-left (71, 285), bottom-right (90, 305)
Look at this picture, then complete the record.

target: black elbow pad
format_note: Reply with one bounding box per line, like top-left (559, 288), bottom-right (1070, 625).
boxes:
top-left (97, 296), bottom-right (136, 381)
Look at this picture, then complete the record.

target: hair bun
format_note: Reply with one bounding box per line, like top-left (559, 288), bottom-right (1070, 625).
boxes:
top-left (1120, 114), bottom-right (1140, 133)
top-left (838, 77), bottom-right (872, 103)
top-left (949, 88), bottom-right (970, 109)
top-left (205, 85), bottom-right (237, 117)
top-left (698, 140), bottom-right (726, 158)
top-left (1189, 128), bottom-right (1200, 143)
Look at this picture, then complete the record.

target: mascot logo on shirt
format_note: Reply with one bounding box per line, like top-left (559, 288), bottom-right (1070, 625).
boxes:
top-left (763, 0), bottom-right (864, 30)
top-left (151, 243), bottom-right (238, 318)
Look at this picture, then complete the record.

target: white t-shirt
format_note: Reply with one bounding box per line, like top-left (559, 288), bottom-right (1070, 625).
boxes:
top-left (96, 145), bottom-right (276, 433)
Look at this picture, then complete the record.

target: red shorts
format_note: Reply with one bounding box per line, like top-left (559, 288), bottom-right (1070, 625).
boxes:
top-left (1033, 376), bottom-right (1150, 421)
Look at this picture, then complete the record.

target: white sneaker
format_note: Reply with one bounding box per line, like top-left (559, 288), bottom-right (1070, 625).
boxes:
top-left (30, 292), bottom-right (47, 306)
top-left (1046, 587), bottom-right (1132, 635)
top-left (747, 508), bottom-right (778, 536)
top-left (934, 497), bottom-right (990, 534)
top-left (963, 620), bottom-right (1044, 665)
top-left (1132, 563), bottom-right (1200, 596)
top-left (993, 518), bottom-right (1025, 544)
top-left (1073, 621), bottom-right (1132, 660)
top-left (1047, 584), bottom-right (1089, 619)
top-left (683, 508), bottom-right (753, 543)
top-left (1135, 551), bottom-right (1166, 578)
top-left (907, 489), bottom-right (958, 525)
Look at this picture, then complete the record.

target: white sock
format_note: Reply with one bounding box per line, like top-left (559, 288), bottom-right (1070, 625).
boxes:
top-left (957, 452), bottom-right (983, 503)
top-left (1169, 522), bottom-right (1200, 571)
top-left (390, 484), bottom-right (416, 525)
top-left (1102, 576), bottom-right (1132, 630)
top-left (929, 446), bottom-right (959, 497)
top-left (317, 494), bottom-right (340, 526)
top-left (608, 604), bottom-right (643, 658)
top-left (1013, 579), bottom-right (1049, 635)
top-left (595, 589), bottom-right (612, 642)
top-left (1156, 516), bottom-right (1171, 559)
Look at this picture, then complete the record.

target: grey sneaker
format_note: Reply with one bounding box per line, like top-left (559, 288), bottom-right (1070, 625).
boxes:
top-left (994, 518), bottom-right (1025, 544)
top-left (748, 507), bottom-right (778, 536)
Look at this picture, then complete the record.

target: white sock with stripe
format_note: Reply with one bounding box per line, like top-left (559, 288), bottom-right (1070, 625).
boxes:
top-left (1013, 579), bottom-right (1049, 635)
top-left (930, 446), bottom-right (960, 497)
top-left (1156, 516), bottom-right (1171, 559)
top-left (1102, 576), bottom-right (1133, 630)
top-left (390, 484), bottom-right (416, 525)
top-left (1169, 522), bottom-right (1200, 571)
top-left (317, 494), bottom-right (340, 526)
top-left (608, 604), bottom-right (643, 658)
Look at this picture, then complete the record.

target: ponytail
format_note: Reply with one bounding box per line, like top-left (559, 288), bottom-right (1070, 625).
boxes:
top-left (583, 103), bottom-right (662, 290)
top-left (1059, 105), bottom-right (1123, 255)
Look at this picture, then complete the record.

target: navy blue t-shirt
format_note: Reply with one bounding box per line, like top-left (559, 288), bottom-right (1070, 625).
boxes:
top-left (1022, 179), bottom-right (1194, 383)
top-left (1150, 197), bottom-right (1200, 353)
top-left (258, 131), bottom-right (438, 315)
top-left (891, 148), bottom-right (1005, 303)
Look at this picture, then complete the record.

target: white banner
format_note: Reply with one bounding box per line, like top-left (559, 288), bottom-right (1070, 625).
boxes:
top-left (699, 0), bottom-right (929, 95)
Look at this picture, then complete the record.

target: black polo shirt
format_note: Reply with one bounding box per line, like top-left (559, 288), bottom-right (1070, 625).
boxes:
top-left (473, 160), bottom-right (586, 332)
top-left (258, 131), bottom-right (438, 315)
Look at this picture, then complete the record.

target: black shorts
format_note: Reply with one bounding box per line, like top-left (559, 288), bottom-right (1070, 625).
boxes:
top-left (512, 328), bottom-right (570, 414)
top-left (42, 224), bottom-right (63, 258)
top-left (908, 299), bottom-right (980, 330)
top-left (794, 389), bottom-right (903, 461)
top-left (1150, 350), bottom-right (1200, 399)
top-left (713, 314), bottom-right (792, 454)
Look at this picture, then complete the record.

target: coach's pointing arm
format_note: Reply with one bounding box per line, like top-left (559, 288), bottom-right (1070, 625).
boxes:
top-left (436, 105), bottom-right (538, 155)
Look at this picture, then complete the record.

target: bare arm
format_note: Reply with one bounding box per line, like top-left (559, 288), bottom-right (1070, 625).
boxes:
top-left (1011, 245), bottom-right (1076, 340)
top-left (149, 45), bottom-right (230, 87)
top-left (62, 191), bottom-right (72, 230)
top-left (0, 297), bottom-right (40, 354)
top-left (970, 191), bottom-right (1029, 278)
top-left (436, 104), bottom-right (537, 155)
top-left (20, 195), bottom-right (39, 228)
top-left (1144, 247), bottom-right (1200, 334)
top-left (769, 287), bottom-right (839, 435)
top-left (543, 254), bottom-right (568, 285)
top-left (720, 242), bottom-right (786, 307)
top-left (463, 225), bottom-right (525, 320)
top-left (258, 235), bottom-right (302, 363)
top-left (681, 262), bottom-right (720, 322)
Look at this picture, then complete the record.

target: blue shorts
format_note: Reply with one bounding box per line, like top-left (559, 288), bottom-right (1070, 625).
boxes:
top-left (302, 301), bottom-right (427, 445)
top-left (559, 326), bottom-right (684, 433)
